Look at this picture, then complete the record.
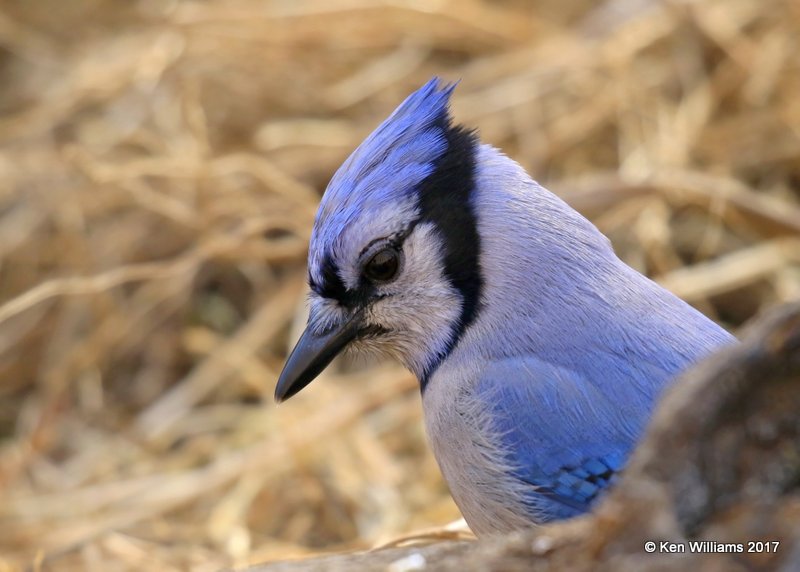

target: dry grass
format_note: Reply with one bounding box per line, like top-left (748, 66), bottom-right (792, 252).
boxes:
top-left (0, 0), bottom-right (798, 570)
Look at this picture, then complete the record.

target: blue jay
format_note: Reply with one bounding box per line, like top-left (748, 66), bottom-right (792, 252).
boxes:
top-left (274, 79), bottom-right (735, 535)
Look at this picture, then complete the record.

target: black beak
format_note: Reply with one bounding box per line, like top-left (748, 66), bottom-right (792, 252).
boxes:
top-left (274, 310), bottom-right (364, 402)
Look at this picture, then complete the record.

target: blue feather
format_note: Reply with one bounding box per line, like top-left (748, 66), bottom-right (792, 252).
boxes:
top-left (310, 78), bottom-right (459, 287)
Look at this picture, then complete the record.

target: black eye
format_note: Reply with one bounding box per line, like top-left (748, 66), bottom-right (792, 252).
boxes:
top-left (363, 248), bottom-right (399, 282)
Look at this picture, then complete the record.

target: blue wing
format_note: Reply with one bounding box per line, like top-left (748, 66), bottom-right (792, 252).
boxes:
top-left (475, 354), bottom-right (673, 520)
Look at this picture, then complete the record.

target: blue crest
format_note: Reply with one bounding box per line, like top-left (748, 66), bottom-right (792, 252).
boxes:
top-left (312, 77), bottom-right (458, 246)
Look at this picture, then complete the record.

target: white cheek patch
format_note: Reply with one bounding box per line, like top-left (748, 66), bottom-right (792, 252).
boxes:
top-left (394, 222), bottom-right (453, 296)
top-left (361, 222), bottom-right (463, 377)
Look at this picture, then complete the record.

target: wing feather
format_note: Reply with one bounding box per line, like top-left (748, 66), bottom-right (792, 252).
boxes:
top-left (475, 354), bottom-right (670, 519)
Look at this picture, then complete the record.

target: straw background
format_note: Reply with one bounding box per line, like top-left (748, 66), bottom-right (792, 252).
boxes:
top-left (1, 0), bottom-right (799, 570)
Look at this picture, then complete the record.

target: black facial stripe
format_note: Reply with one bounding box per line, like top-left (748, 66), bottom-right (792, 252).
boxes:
top-left (310, 255), bottom-right (348, 301)
top-left (311, 252), bottom-right (376, 309)
top-left (358, 323), bottom-right (390, 338)
top-left (416, 117), bottom-right (482, 390)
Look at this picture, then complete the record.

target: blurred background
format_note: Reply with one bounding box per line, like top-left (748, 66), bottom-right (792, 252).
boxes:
top-left (1, 0), bottom-right (799, 570)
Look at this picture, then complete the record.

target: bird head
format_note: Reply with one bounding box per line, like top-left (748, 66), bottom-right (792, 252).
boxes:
top-left (275, 78), bottom-right (483, 402)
